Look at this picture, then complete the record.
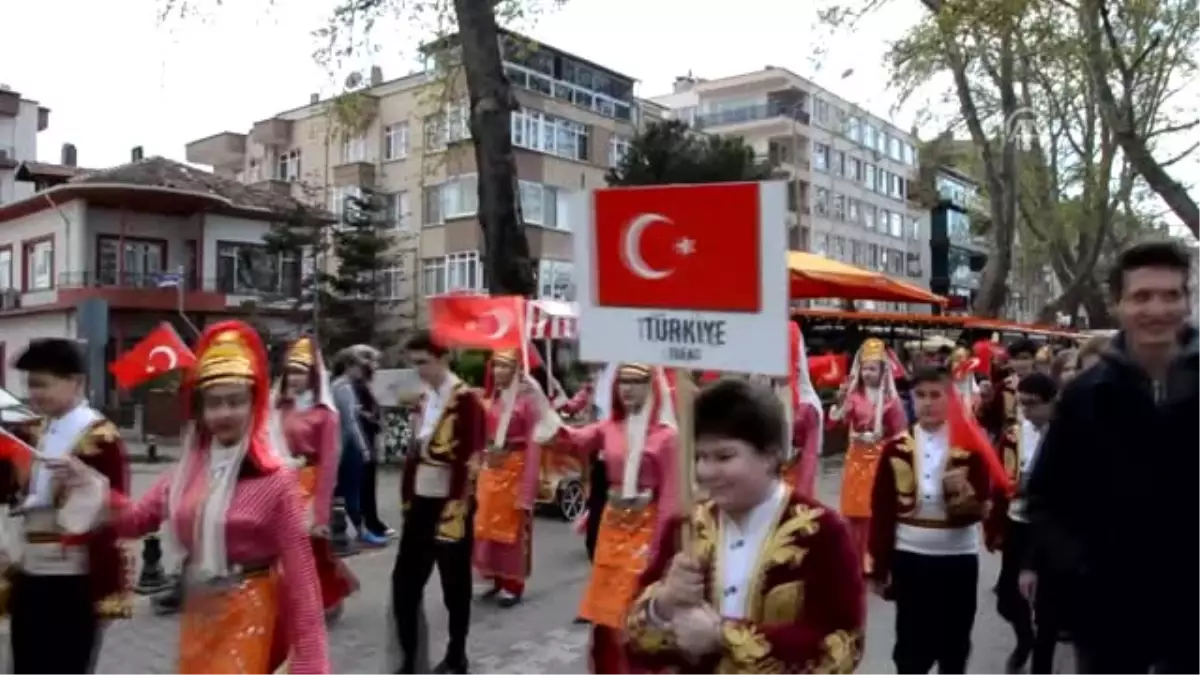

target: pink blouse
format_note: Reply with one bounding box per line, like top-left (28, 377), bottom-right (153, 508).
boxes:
top-left (789, 405), bottom-right (822, 498)
top-left (113, 465), bottom-right (329, 674)
top-left (486, 392), bottom-right (543, 510)
top-left (282, 404), bottom-right (339, 526)
top-left (828, 390), bottom-right (907, 439)
top-left (560, 421), bottom-right (679, 558)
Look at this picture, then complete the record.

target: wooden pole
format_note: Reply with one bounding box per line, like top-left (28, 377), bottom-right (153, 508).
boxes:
top-left (673, 368), bottom-right (697, 549)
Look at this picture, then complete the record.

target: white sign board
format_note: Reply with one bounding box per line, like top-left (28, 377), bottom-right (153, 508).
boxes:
top-left (570, 181), bottom-right (790, 375)
top-left (372, 368), bottom-right (423, 406)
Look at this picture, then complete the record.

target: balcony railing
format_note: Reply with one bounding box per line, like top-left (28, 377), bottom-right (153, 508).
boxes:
top-left (57, 271), bottom-right (301, 299)
top-left (695, 104), bottom-right (811, 130)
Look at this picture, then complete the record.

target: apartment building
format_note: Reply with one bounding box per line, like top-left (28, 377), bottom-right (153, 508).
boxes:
top-left (186, 30), bottom-right (644, 328)
top-left (0, 85), bottom-right (51, 205)
top-left (651, 68), bottom-right (930, 312)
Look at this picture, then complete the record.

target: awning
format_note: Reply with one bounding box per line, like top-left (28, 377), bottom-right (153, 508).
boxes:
top-left (787, 251), bottom-right (947, 306)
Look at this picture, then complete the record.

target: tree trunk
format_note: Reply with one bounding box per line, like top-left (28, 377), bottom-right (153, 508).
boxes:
top-left (453, 0), bottom-right (536, 297)
top-left (1079, 283), bottom-right (1113, 328)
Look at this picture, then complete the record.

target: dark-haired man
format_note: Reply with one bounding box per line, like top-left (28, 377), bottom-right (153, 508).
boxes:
top-left (986, 372), bottom-right (1057, 673)
top-left (1027, 240), bottom-right (1197, 673)
top-left (870, 366), bottom-right (990, 674)
top-left (625, 379), bottom-right (865, 674)
top-left (391, 331), bottom-right (486, 674)
top-left (5, 339), bottom-right (131, 673)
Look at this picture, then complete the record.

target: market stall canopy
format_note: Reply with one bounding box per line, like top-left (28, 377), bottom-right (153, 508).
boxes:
top-left (787, 251), bottom-right (948, 306)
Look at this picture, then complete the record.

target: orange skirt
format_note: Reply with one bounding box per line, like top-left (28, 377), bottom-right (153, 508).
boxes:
top-left (578, 502), bottom-right (657, 628)
top-left (297, 465), bottom-right (318, 502)
top-left (179, 572), bottom-right (280, 674)
top-left (840, 438), bottom-right (882, 519)
top-left (474, 451), bottom-right (525, 545)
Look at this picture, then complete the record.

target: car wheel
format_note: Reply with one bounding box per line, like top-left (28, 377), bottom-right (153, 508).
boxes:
top-left (556, 478), bottom-right (586, 522)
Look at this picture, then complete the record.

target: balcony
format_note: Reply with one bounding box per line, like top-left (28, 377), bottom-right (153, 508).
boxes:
top-left (0, 89), bottom-right (18, 117)
top-left (250, 118), bottom-right (294, 147)
top-left (52, 271), bottom-right (303, 311)
top-left (332, 161), bottom-right (376, 188)
top-left (186, 132), bottom-right (247, 169)
top-left (695, 103), bottom-right (811, 131)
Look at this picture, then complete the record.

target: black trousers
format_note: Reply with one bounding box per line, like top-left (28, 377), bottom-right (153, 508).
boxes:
top-left (995, 518), bottom-right (1062, 673)
top-left (891, 551), bottom-right (978, 674)
top-left (584, 449), bottom-right (607, 562)
top-left (392, 496), bottom-right (474, 671)
top-left (10, 573), bottom-right (100, 674)
top-left (361, 460), bottom-right (390, 535)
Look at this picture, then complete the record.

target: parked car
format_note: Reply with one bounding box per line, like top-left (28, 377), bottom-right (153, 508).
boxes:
top-left (0, 386), bottom-right (38, 437)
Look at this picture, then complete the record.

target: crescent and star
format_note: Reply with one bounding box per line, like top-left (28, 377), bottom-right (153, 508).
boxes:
top-left (620, 213), bottom-right (696, 281)
top-left (147, 346), bottom-right (178, 373)
top-left (466, 309), bottom-right (513, 340)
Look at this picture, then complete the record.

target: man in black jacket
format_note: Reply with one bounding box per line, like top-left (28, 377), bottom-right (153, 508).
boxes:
top-left (1025, 240), bottom-right (1197, 674)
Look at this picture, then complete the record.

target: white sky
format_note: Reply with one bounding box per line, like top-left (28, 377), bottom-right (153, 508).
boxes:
top-left (3, 0), bottom-right (1194, 232)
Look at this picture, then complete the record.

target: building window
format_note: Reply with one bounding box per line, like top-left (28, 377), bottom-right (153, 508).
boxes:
top-left (908, 216), bottom-right (921, 240)
top-left (442, 175), bottom-right (479, 219)
top-left (97, 237), bottom-right (165, 286)
top-left (424, 113), bottom-right (447, 152)
top-left (814, 187), bottom-right (830, 216)
top-left (384, 122), bottom-right (409, 161)
top-left (608, 136), bottom-right (632, 168)
top-left (424, 103), bottom-right (470, 152)
top-left (511, 108), bottom-right (590, 162)
top-left (378, 264), bottom-right (407, 300)
top-left (812, 143), bottom-right (829, 172)
top-left (833, 194), bottom-right (846, 221)
top-left (815, 233), bottom-right (829, 256)
top-left (276, 149), bottom-right (301, 181)
top-left (501, 60), bottom-right (634, 121)
top-left (0, 246), bottom-right (12, 290)
top-left (889, 212), bottom-right (903, 238)
top-left (328, 185), bottom-right (363, 219)
top-left (422, 185), bottom-right (443, 226)
top-left (847, 198), bottom-right (861, 225)
top-left (848, 157), bottom-right (862, 181)
top-left (868, 243), bottom-right (879, 270)
top-left (535, 259), bottom-right (574, 299)
top-left (851, 239), bottom-right (866, 266)
top-left (216, 241), bottom-right (299, 296)
top-left (846, 116), bottom-right (861, 143)
top-left (864, 164), bottom-right (876, 191)
top-left (863, 203), bottom-right (878, 230)
top-left (386, 191), bottom-right (411, 230)
top-left (519, 180), bottom-right (566, 230)
top-left (420, 252), bottom-right (484, 297)
top-left (23, 239), bottom-right (53, 291)
top-left (832, 236), bottom-right (846, 261)
top-left (341, 134), bottom-right (367, 164)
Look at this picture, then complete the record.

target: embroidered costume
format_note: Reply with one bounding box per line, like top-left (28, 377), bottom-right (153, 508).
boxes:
top-left (273, 336), bottom-right (359, 614)
top-left (869, 422), bottom-right (991, 674)
top-left (88, 322), bottom-right (330, 673)
top-left (625, 484), bottom-right (865, 674)
top-left (2, 339), bottom-right (131, 674)
top-left (545, 363), bottom-right (678, 674)
top-left (473, 349), bottom-right (546, 604)
top-left (827, 338), bottom-right (906, 570)
top-left (779, 323), bottom-right (824, 498)
top-left (392, 368), bottom-right (486, 673)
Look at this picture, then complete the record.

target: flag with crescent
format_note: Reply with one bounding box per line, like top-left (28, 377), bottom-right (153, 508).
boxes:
top-left (109, 321), bottom-right (197, 390)
top-left (808, 352), bottom-right (849, 388)
top-left (429, 294), bottom-right (526, 351)
top-left (0, 426), bottom-right (37, 478)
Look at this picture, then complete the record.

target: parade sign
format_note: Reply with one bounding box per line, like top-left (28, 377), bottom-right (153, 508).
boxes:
top-left (571, 181), bottom-right (789, 375)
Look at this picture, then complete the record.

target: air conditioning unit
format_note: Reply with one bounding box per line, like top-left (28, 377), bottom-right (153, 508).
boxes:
top-left (0, 289), bottom-right (21, 310)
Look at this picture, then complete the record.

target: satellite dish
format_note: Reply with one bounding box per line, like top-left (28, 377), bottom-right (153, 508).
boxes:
top-left (344, 72), bottom-right (363, 89)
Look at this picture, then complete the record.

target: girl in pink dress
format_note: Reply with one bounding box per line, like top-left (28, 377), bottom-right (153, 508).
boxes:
top-left (828, 337), bottom-right (907, 573)
top-left (58, 321), bottom-right (329, 673)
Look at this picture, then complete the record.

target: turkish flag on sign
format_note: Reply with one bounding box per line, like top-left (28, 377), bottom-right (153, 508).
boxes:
top-left (592, 182), bottom-right (762, 313)
top-left (109, 322), bottom-right (196, 390)
top-left (809, 353), bottom-right (849, 388)
top-left (429, 295), bottom-right (525, 350)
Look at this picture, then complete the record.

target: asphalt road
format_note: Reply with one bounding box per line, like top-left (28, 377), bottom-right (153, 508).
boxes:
top-left (89, 456), bottom-right (1057, 674)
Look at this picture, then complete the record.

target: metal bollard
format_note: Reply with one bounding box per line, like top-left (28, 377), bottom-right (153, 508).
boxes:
top-left (135, 535), bottom-right (170, 594)
top-left (146, 434), bottom-right (159, 463)
top-left (330, 497), bottom-right (355, 557)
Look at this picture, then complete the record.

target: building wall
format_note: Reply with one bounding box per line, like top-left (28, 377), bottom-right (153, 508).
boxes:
top-left (0, 98), bottom-right (41, 205)
top-left (0, 199), bottom-right (83, 308)
top-left (0, 311), bottom-right (73, 396)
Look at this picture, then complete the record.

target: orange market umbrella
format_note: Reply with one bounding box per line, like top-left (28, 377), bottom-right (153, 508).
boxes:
top-left (786, 251), bottom-right (948, 306)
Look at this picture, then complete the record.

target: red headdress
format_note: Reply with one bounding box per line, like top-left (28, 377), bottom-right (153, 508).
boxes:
top-left (180, 320), bottom-right (281, 474)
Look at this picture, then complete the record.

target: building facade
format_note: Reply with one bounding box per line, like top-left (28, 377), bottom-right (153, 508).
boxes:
top-left (651, 68), bottom-right (930, 312)
top-left (186, 31), bottom-right (645, 329)
top-left (929, 167), bottom-right (987, 312)
top-left (0, 155), bottom-right (316, 402)
top-left (0, 85), bottom-right (51, 206)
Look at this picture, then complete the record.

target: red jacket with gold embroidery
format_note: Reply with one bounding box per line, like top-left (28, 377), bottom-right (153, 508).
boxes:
top-left (5, 417), bottom-right (131, 619)
top-left (401, 381), bottom-right (485, 542)
top-left (868, 428), bottom-right (989, 584)
top-left (624, 488), bottom-right (865, 674)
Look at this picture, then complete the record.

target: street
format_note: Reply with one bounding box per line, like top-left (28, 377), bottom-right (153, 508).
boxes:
top-left (96, 457), bottom-right (1036, 674)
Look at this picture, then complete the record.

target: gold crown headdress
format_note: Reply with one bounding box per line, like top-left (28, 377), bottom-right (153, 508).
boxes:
top-left (492, 349), bottom-right (519, 366)
top-left (617, 363), bottom-right (652, 381)
top-left (286, 337), bottom-right (315, 370)
top-left (196, 330), bottom-right (256, 388)
top-left (858, 338), bottom-right (887, 362)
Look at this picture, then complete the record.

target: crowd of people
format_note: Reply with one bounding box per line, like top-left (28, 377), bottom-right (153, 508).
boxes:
top-left (0, 238), bottom-right (1194, 675)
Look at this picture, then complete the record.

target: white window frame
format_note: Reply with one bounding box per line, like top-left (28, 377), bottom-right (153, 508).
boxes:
top-left (511, 108), bottom-right (589, 162)
top-left (608, 136), bottom-right (631, 168)
top-left (0, 247), bottom-right (12, 290)
top-left (378, 264), bottom-right (407, 300)
top-left (535, 259), bottom-right (574, 300)
top-left (276, 149), bottom-right (301, 181)
top-left (384, 122), bottom-right (409, 161)
top-left (421, 257), bottom-right (446, 296)
top-left (26, 240), bottom-right (53, 291)
top-left (341, 134), bottom-right (367, 164)
top-left (387, 191), bottom-right (411, 230)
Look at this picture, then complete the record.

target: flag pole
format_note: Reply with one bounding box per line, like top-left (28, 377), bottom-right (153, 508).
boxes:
top-left (176, 264), bottom-right (200, 337)
top-left (673, 368), bottom-right (696, 550)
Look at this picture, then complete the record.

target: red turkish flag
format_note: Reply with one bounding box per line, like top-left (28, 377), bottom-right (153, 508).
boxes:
top-left (592, 182), bottom-right (762, 313)
top-left (946, 381), bottom-right (1012, 495)
top-left (972, 339), bottom-right (1005, 379)
top-left (109, 322), bottom-right (196, 390)
top-left (809, 353), bottom-right (849, 388)
top-left (887, 349), bottom-right (908, 380)
top-left (429, 295), bottom-right (525, 350)
top-left (0, 427), bottom-right (36, 476)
